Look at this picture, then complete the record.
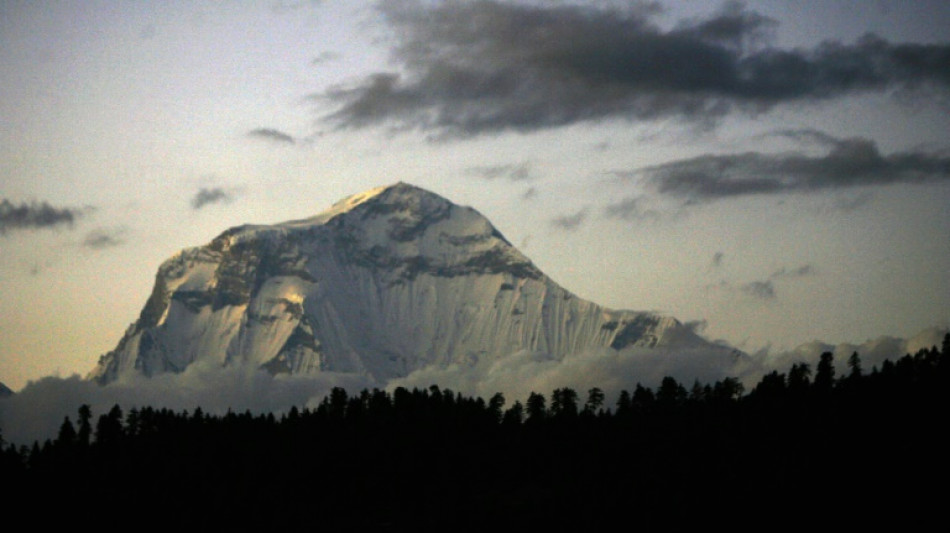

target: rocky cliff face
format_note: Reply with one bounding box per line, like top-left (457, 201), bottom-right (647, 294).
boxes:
top-left (90, 183), bottom-right (719, 385)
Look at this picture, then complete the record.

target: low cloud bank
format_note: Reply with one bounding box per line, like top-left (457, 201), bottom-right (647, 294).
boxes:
top-left (0, 364), bottom-right (374, 446)
top-left (743, 325), bottom-right (949, 382)
top-left (391, 345), bottom-right (743, 405)
top-left (3, 326), bottom-right (945, 446)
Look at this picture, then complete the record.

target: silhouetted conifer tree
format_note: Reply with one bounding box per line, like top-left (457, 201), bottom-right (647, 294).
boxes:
top-left (328, 387), bottom-right (348, 420)
top-left (551, 388), bottom-right (579, 418)
top-left (847, 351), bottom-right (863, 380)
top-left (488, 393), bottom-right (505, 424)
top-left (584, 387), bottom-right (605, 416)
top-left (632, 383), bottom-right (655, 414)
top-left (711, 377), bottom-right (744, 403)
top-left (788, 363), bottom-right (811, 393)
top-left (56, 417), bottom-right (77, 447)
top-left (95, 405), bottom-right (124, 445)
top-left (502, 400), bottom-right (524, 426)
top-left (689, 380), bottom-right (706, 403)
top-left (526, 392), bottom-right (547, 422)
top-left (656, 377), bottom-right (686, 407)
top-left (77, 405), bottom-right (92, 447)
top-left (615, 390), bottom-right (632, 418)
top-left (814, 352), bottom-right (835, 393)
top-left (751, 371), bottom-right (786, 401)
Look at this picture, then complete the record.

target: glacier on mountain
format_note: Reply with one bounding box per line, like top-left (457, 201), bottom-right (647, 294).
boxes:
top-left (89, 183), bottom-right (732, 385)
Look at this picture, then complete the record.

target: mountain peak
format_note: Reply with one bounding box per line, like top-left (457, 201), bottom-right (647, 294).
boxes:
top-left (327, 181), bottom-right (424, 215)
top-left (89, 183), bottom-right (731, 385)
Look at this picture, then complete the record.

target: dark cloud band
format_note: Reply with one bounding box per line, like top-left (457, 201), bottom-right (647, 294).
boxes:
top-left (741, 280), bottom-right (775, 300)
top-left (464, 162), bottom-right (533, 181)
top-left (551, 208), bottom-right (589, 231)
top-left (322, 1), bottom-right (950, 136)
top-left (0, 199), bottom-right (81, 234)
top-left (191, 187), bottom-right (234, 210)
top-left (247, 128), bottom-right (296, 144)
top-left (640, 136), bottom-right (950, 202)
top-left (83, 228), bottom-right (126, 249)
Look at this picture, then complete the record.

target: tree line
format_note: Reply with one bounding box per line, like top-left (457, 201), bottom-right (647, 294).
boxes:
top-left (2, 333), bottom-right (948, 528)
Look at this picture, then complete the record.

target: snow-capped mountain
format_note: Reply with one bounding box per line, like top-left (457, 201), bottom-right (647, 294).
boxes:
top-left (90, 183), bottom-right (727, 385)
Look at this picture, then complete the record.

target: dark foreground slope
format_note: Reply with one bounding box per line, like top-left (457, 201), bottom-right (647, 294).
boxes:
top-left (4, 338), bottom-right (948, 528)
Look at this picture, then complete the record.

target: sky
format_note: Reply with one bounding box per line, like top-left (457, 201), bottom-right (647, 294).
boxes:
top-left (1, 0), bottom-right (949, 396)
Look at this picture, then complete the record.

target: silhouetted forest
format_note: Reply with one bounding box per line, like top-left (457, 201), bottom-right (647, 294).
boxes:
top-left (3, 334), bottom-right (948, 528)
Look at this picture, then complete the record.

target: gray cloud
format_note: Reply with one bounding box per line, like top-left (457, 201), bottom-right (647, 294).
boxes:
top-left (604, 195), bottom-right (660, 221)
top-left (4, 323), bottom-right (940, 447)
top-left (322, 1), bottom-right (950, 137)
top-left (712, 262), bottom-right (815, 302)
top-left (0, 366), bottom-right (375, 446)
top-left (769, 128), bottom-right (842, 148)
top-left (271, 0), bottom-right (325, 14)
top-left (684, 319), bottom-right (709, 335)
top-left (742, 325), bottom-right (949, 386)
top-left (829, 192), bottom-right (874, 212)
top-left (522, 186), bottom-right (538, 201)
top-left (771, 264), bottom-right (815, 279)
top-left (741, 280), bottom-right (776, 300)
top-left (640, 136), bottom-right (950, 203)
top-left (247, 128), bottom-right (296, 144)
top-left (191, 187), bottom-right (234, 210)
top-left (312, 51), bottom-right (342, 65)
top-left (0, 199), bottom-right (83, 234)
top-left (465, 162), bottom-right (533, 182)
top-left (83, 228), bottom-right (126, 249)
top-left (0, 340), bottom-right (745, 446)
top-left (551, 207), bottom-right (589, 231)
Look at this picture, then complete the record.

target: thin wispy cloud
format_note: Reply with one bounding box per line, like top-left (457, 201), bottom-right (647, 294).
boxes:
top-left (741, 280), bottom-right (776, 300)
top-left (83, 228), bottom-right (127, 250)
top-left (714, 262), bottom-right (817, 301)
top-left (311, 51), bottom-right (341, 65)
top-left (191, 187), bottom-right (234, 210)
top-left (5, 324), bottom-right (942, 446)
top-left (771, 264), bottom-right (816, 279)
top-left (551, 207), bottom-right (589, 231)
top-left (465, 162), bottom-right (533, 182)
top-left (769, 128), bottom-right (842, 148)
top-left (270, 0), bottom-right (325, 14)
top-left (604, 195), bottom-right (660, 221)
top-left (323, 1), bottom-right (950, 137)
top-left (639, 136), bottom-right (950, 203)
top-left (247, 128), bottom-right (296, 144)
top-left (828, 192), bottom-right (875, 212)
top-left (0, 199), bottom-right (83, 234)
